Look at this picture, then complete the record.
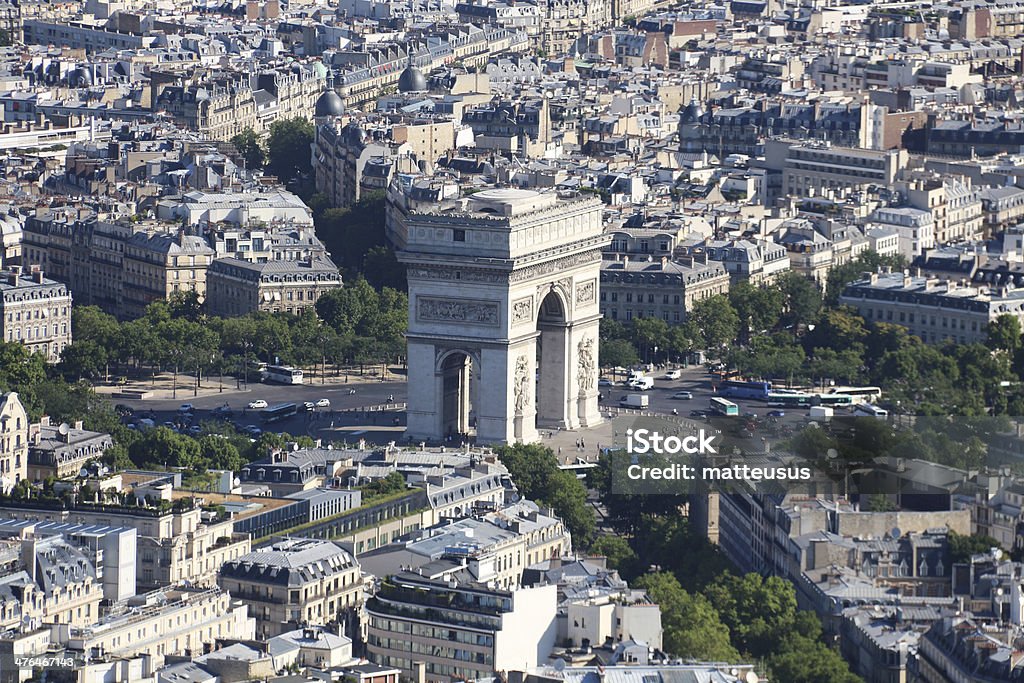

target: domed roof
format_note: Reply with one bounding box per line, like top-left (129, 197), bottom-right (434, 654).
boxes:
top-left (681, 97), bottom-right (704, 124)
top-left (314, 89), bottom-right (344, 118)
top-left (397, 65), bottom-right (427, 93)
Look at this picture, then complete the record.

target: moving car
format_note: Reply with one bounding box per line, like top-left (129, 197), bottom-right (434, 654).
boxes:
top-left (316, 398), bottom-right (331, 408)
top-left (212, 404), bottom-right (234, 417)
top-left (303, 402), bottom-right (316, 411)
top-left (689, 409), bottom-right (708, 418)
top-left (743, 411), bottom-right (758, 419)
top-left (248, 399), bottom-right (268, 409)
top-left (178, 403), bottom-right (195, 414)
top-left (671, 391), bottom-right (693, 400)
top-left (598, 378), bottom-right (616, 387)
top-left (767, 410), bottom-right (786, 418)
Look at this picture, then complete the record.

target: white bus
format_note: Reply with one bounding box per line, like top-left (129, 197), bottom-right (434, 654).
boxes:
top-left (261, 365), bottom-right (304, 385)
top-left (853, 403), bottom-right (888, 419)
top-left (709, 397), bottom-right (739, 416)
top-left (829, 386), bottom-right (882, 404)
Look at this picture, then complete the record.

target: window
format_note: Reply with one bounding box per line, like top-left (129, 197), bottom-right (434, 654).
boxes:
top-left (453, 229), bottom-right (466, 242)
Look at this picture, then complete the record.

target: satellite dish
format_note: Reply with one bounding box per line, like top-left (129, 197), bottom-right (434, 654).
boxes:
top-left (58, 423), bottom-right (70, 435)
top-left (890, 527), bottom-right (901, 540)
top-left (744, 672), bottom-right (760, 683)
top-left (79, 468), bottom-right (89, 478)
top-left (292, 443), bottom-right (299, 451)
top-left (826, 448), bottom-right (838, 460)
top-left (233, 477), bottom-right (241, 487)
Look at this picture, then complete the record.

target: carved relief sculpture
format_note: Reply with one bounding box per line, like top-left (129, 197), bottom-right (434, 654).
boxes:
top-left (511, 297), bottom-right (533, 324)
top-left (418, 297), bottom-right (499, 325)
top-left (577, 337), bottom-right (595, 393)
top-left (575, 279), bottom-right (596, 305)
top-left (514, 355), bottom-right (530, 414)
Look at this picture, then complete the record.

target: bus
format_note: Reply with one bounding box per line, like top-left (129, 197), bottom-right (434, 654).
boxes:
top-left (767, 392), bottom-right (812, 408)
top-left (262, 365), bottom-right (304, 385)
top-left (719, 380), bottom-right (772, 400)
top-left (261, 403), bottom-right (298, 423)
top-left (828, 386), bottom-right (882, 404)
top-left (816, 393), bottom-right (854, 407)
top-left (709, 397), bottom-right (739, 416)
top-left (853, 403), bottom-right (888, 419)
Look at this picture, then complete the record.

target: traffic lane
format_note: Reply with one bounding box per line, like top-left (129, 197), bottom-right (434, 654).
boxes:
top-left (113, 381), bottom-right (408, 435)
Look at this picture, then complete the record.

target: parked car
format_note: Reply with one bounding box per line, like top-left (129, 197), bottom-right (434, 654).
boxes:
top-left (689, 409), bottom-right (708, 418)
top-left (178, 403), bottom-right (195, 414)
top-left (114, 404), bottom-right (134, 417)
top-left (767, 410), bottom-right (786, 418)
top-left (247, 399), bottom-right (268, 409)
top-left (245, 424), bottom-right (262, 437)
top-left (671, 391), bottom-right (693, 400)
top-left (162, 421), bottom-right (177, 430)
top-left (187, 425), bottom-right (202, 437)
top-left (212, 404), bottom-right (234, 417)
top-left (743, 411), bottom-right (758, 420)
top-left (315, 398), bottom-right (331, 408)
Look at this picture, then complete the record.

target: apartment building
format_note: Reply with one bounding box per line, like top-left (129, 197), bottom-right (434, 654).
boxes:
top-left (0, 392), bottom-right (27, 494)
top-left (365, 567), bottom-right (558, 682)
top-left (839, 271), bottom-right (1024, 345)
top-left (27, 416), bottom-right (112, 481)
top-left (868, 207), bottom-right (936, 260)
top-left (204, 255), bottom-right (342, 317)
top-left (54, 587), bottom-right (254, 669)
top-left (767, 139), bottom-right (909, 201)
top-left (978, 186), bottom-right (1024, 234)
top-left (0, 267), bottom-right (72, 362)
top-left (360, 501), bottom-right (570, 591)
top-left (218, 538), bottom-right (364, 639)
top-left (0, 519), bottom-right (136, 602)
top-left (702, 238), bottom-right (792, 285)
top-left (599, 255), bottom-right (730, 323)
top-left (0, 499), bottom-right (250, 592)
top-left (2, 536), bottom-right (105, 629)
top-left (21, 216), bottom-right (214, 320)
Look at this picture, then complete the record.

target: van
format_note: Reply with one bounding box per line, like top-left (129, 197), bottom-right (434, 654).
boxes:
top-left (628, 377), bottom-right (654, 391)
top-left (663, 369), bottom-right (682, 380)
top-left (620, 394), bottom-right (650, 409)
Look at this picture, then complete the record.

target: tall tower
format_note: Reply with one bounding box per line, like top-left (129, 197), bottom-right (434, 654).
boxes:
top-left (398, 189), bottom-right (609, 445)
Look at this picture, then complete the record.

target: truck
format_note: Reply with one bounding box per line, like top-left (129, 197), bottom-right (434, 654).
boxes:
top-left (620, 394), bottom-right (650, 409)
top-left (808, 406), bottom-right (834, 420)
top-left (628, 376), bottom-right (654, 391)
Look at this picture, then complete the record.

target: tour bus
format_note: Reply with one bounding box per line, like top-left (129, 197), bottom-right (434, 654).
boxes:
top-left (853, 403), bottom-right (889, 419)
top-left (816, 393), bottom-right (855, 407)
top-left (828, 386), bottom-right (882, 405)
top-left (719, 380), bottom-right (772, 400)
top-left (709, 397), bottom-right (740, 416)
top-left (262, 365), bottom-right (304, 385)
top-left (261, 403), bottom-right (298, 423)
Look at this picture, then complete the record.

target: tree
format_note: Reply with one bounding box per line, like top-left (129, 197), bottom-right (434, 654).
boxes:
top-left (127, 427), bottom-right (202, 469)
top-left (266, 118), bottom-right (315, 187)
top-left (230, 128), bottom-right (266, 170)
top-left (315, 191), bottom-right (388, 276)
top-left (729, 281), bottom-right (783, 342)
top-left (778, 272), bottom-right (822, 329)
top-left (689, 295), bottom-right (739, 351)
top-left (599, 338), bottom-right (639, 369)
top-left (704, 572), bottom-right (800, 659)
top-left (948, 531), bottom-right (1002, 563)
top-left (988, 314), bottom-right (1022, 354)
top-left (362, 246), bottom-right (406, 291)
top-left (198, 436), bottom-right (245, 472)
top-left (589, 536), bottom-right (640, 577)
top-left (635, 572), bottom-right (740, 662)
top-left (632, 317), bottom-right (669, 362)
top-left (0, 342), bottom-right (48, 399)
top-left (769, 636), bottom-right (862, 683)
top-left (497, 444), bottom-right (596, 547)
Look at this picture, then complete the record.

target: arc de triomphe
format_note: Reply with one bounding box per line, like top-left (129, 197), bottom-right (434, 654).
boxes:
top-left (396, 188), bottom-right (609, 445)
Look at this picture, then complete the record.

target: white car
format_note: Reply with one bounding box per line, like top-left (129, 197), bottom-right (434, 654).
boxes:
top-left (663, 369), bottom-right (682, 380)
top-left (316, 398), bottom-right (331, 408)
top-left (598, 378), bottom-right (616, 387)
top-left (178, 403), bottom-right (194, 413)
top-left (247, 399), bottom-right (268, 409)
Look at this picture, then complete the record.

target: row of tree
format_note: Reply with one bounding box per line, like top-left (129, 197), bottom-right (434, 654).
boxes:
top-left (58, 281), bottom-right (407, 384)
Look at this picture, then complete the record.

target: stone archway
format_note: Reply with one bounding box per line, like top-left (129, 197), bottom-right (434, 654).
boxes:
top-left (399, 188), bottom-right (609, 445)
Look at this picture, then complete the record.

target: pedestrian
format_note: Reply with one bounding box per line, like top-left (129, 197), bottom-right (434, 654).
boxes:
top-left (581, 439), bottom-right (585, 449)
top-left (558, 447), bottom-right (562, 455)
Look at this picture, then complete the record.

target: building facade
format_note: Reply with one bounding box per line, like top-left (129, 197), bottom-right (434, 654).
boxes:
top-left (0, 268), bottom-right (72, 362)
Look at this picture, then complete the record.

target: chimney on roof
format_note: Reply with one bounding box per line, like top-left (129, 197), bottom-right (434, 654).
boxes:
top-left (8, 265), bottom-right (21, 286)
